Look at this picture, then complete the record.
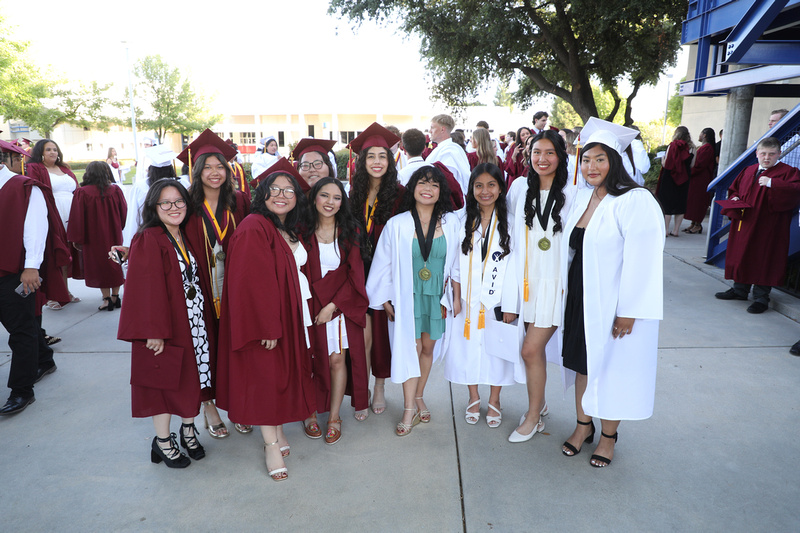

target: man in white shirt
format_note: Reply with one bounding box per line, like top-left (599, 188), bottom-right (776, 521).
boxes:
top-left (426, 114), bottom-right (470, 193)
top-left (0, 144), bottom-right (53, 415)
top-left (397, 128), bottom-right (430, 186)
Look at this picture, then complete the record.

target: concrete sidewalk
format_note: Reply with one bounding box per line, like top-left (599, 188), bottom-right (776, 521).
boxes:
top-left (1, 226), bottom-right (799, 532)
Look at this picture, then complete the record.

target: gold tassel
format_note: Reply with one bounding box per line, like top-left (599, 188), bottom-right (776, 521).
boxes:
top-left (441, 304), bottom-right (447, 319)
top-left (188, 147), bottom-right (193, 183)
top-left (573, 144), bottom-right (581, 185)
top-left (524, 279), bottom-right (529, 302)
top-left (477, 307), bottom-right (485, 329)
top-left (464, 318), bottom-right (471, 340)
top-left (213, 297), bottom-right (221, 319)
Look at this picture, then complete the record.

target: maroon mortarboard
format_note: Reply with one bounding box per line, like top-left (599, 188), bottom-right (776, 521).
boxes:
top-left (347, 123), bottom-right (400, 154)
top-left (716, 199), bottom-right (752, 220)
top-left (176, 129), bottom-right (238, 168)
top-left (251, 157), bottom-right (310, 193)
top-left (291, 138), bottom-right (337, 161)
top-left (431, 161), bottom-right (464, 210)
top-left (0, 139), bottom-right (29, 156)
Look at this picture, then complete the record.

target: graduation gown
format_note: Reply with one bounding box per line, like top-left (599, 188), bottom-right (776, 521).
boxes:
top-left (66, 185), bottom-right (127, 288)
top-left (685, 143), bottom-right (716, 222)
top-left (560, 188), bottom-right (665, 421)
top-left (304, 233), bottom-right (370, 412)
top-left (215, 214), bottom-right (315, 426)
top-left (356, 183), bottom-right (405, 379)
top-left (366, 211), bottom-right (461, 384)
top-left (503, 148), bottom-right (528, 186)
top-left (444, 210), bottom-right (516, 386)
top-left (724, 162), bottom-right (800, 286)
top-left (117, 227), bottom-right (206, 418)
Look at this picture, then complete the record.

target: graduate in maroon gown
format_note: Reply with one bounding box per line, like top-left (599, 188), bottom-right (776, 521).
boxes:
top-left (303, 178), bottom-right (370, 444)
top-left (215, 167), bottom-right (315, 482)
top-left (684, 128), bottom-right (717, 234)
top-left (715, 137), bottom-right (800, 314)
top-left (656, 126), bottom-right (695, 236)
top-left (118, 180), bottom-right (211, 469)
top-left (67, 162), bottom-right (126, 311)
top-left (177, 130), bottom-right (251, 439)
top-left (503, 126), bottom-right (532, 186)
top-left (347, 123), bottom-right (404, 416)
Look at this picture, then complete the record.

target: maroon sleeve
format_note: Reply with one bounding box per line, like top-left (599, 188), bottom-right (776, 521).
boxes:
top-left (767, 164), bottom-right (800, 212)
top-left (66, 188), bottom-right (86, 244)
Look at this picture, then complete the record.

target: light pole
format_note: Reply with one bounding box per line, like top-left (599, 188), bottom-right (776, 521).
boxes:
top-left (122, 41), bottom-right (139, 166)
top-left (661, 74), bottom-right (673, 145)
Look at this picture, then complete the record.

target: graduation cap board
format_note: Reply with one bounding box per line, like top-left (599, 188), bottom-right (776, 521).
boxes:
top-left (176, 129), bottom-right (238, 178)
top-left (292, 138), bottom-right (337, 162)
top-left (251, 157), bottom-right (310, 193)
top-left (0, 139), bottom-right (28, 174)
top-left (146, 144), bottom-right (178, 168)
top-left (347, 123), bottom-right (400, 154)
top-left (716, 199), bottom-right (752, 232)
top-left (578, 118), bottom-right (638, 157)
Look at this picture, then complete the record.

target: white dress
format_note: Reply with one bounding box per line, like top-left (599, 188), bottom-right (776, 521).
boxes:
top-left (177, 247), bottom-right (211, 390)
top-left (444, 211), bottom-right (516, 386)
top-left (319, 240), bottom-right (349, 355)
top-left (292, 243), bottom-right (313, 349)
top-left (49, 172), bottom-right (76, 230)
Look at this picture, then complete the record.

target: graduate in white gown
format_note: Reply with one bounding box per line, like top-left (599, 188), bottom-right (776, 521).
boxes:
top-left (558, 127), bottom-right (664, 468)
top-left (366, 166), bottom-right (460, 437)
top-left (249, 136), bottom-right (280, 180)
top-left (445, 163), bottom-right (515, 428)
top-left (500, 130), bottom-right (575, 444)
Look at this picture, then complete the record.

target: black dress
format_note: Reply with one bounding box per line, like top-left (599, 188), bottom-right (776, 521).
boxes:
top-left (657, 157), bottom-right (692, 215)
top-left (562, 226), bottom-right (587, 375)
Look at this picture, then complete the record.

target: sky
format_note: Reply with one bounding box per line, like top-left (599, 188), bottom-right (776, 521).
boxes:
top-left (4, 0), bottom-right (689, 124)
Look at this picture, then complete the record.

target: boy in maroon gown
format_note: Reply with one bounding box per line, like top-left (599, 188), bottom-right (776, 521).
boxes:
top-left (715, 137), bottom-right (800, 313)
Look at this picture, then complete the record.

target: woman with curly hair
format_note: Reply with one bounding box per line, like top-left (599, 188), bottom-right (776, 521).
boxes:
top-left (501, 130), bottom-right (575, 443)
top-left (446, 163), bottom-right (515, 427)
top-left (215, 166), bottom-right (315, 481)
top-left (366, 165), bottom-right (460, 436)
top-left (302, 177), bottom-right (370, 442)
top-left (346, 123), bottom-right (403, 418)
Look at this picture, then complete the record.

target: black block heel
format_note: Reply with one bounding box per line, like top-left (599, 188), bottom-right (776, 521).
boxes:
top-left (180, 422), bottom-right (206, 460)
top-left (151, 434), bottom-right (191, 468)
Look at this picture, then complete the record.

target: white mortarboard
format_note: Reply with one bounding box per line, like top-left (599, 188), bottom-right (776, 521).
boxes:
top-left (141, 135), bottom-right (158, 146)
top-left (146, 144), bottom-right (177, 168)
top-left (578, 118), bottom-right (638, 156)
top-left (259, 136), bottom-right (276, 147)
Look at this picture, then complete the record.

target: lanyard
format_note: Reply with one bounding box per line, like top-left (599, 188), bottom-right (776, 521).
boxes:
top-left (411, 207), bottom-right (436, 263)
top-left (365, 198), bottom-right (378, 234)
top-left (534, 188), bottom-right (556, 233)
top-left (202, 199), bottom-right (231, 245)
top-left (165, 230), bottom-right (192, 281)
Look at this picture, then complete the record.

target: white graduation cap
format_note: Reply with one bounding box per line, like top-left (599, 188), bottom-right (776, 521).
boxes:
top-left (141, 135), bottom-right (158, 147)
top-left (146, 144), bottom-right (177, 168)
top-left (578, 118), bottom-right (638, 157)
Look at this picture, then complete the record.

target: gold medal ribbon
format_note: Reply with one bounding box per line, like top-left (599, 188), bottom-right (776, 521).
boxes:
top-left (203, 200), bottom-right (231, 244)
top-left (365, 198), bottom-right (378, 234)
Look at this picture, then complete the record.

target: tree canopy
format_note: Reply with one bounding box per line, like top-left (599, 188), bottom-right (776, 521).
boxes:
top-left (127, 55), bottom-right (220, 143)
top-left (329, 0), bottom-right (684, 125)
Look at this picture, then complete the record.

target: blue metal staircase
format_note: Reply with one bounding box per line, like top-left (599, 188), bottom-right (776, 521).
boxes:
top-left (705, 103), bottom-right (800, 267)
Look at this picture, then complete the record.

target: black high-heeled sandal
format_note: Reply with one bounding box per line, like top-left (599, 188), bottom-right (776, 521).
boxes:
top-left (590, 431), bottom-right (618, 468)
top-left (113, 295), bottom-right (122, 309)
top-left (562, 419), bottom-right (595, 456)
top-left (151, 434), bottom-right (191, 468)
top-left (98, 297), bottom-right (112, 311)
top-left (179, 422), bottom-right (206, 460)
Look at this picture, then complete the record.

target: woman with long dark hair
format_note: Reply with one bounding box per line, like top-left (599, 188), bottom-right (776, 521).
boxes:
top-left (178, 130), bottom-right (251, 438)
top-left (347, 123), bottom-right (404, 419)
top-left (215, 167), bottom-right (315, 481)
top-left (107, 147), bottom-right (123, 184)
top-left (26, 139), bottom-right (80, 309)
top-left (684, 128), bottom-right (717, 234)
top-left (559, 129), bottom-right (664, 467)
top-left (657, 126), bottom-right (696, 236)
top-left (501, 130), bottom-right (574, 443)
top-left (367, 165), bottom-right (460, 436)
top-left (302, 177), bottom-right (370, 442)
top-left (118, 179), bottom-right (212, 469)
top-left (504, 126), bottom-right (533, 185)
top-left (67, 162), bottom-right (127, 310)
top-left (446, 163), bottom-right (515, 427)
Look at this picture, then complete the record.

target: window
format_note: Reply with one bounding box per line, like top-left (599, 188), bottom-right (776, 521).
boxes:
top-left (278, 131), bottom-right (285, 147)
top-left (238, 131), bottom-right (256, 145)
top-left (86, 143), bottom-right (93, 151)
top-left (308, 125), bottom-right (315, 137)
top-left (340, 131), bottom-right (356, 144)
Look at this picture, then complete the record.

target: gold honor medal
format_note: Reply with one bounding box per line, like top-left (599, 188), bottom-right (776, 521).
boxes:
top-left (538, 237), bottom-right (551, 251)
top-left (419, 267), bottom-right (432, 281)
top-left (216, 251), bottom-right (226, 261)
top-left (187, 286), bottom-right (197, 300)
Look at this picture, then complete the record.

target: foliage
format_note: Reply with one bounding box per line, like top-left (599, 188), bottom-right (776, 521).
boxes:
top-left (329, 0), bottom-right (684, 124)
top-left (550, 85), bottom-right (625, 129)
top-left (125, 55), bottom-right (220, 143)
top-left (493, 83), bottom-right (514, 111)
top-left (666, 81), bottom-right (683, 127)
top-left (335, 148), bottom-right (350, 181)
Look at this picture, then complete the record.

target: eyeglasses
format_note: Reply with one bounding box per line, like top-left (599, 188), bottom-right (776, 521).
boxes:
top-left (298, 160), bottom-right (325, 171)
top-left (269, 186), bottom-right (296, 199)
top-left (157, 199), bottom-right (187, 211)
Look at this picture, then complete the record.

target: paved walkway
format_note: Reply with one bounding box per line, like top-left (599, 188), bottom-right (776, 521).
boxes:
top-left (2, 224), bottom-right (799, 532)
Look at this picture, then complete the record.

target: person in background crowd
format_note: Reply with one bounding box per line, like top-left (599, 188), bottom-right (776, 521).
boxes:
top-left (225, 140), bottom-right (250, 195)
top-left (767, 108), bottom-right (800, 169)
top-left (292, 138), bottom-right (337, 189)
top-left (504, 126), bottom-right (533, 186)
top-left (387, 125), bottom-right (406, 171)
top-left (467, 128), bottom-right (502, 170)
top-left (532, 111), bottom-right (549, 135)
top-left (67, 162), bottom-right (127, 311)
top-left (450, 130), bottom-right (467, 151)
top-left (684, 128), bottom-right (717, 234)
top-left (107, 147), bottom-right (124, 184)
top-left (427, 114), bottom-right (471, 194)
top-left (134, 136), bottom-right (157, 184)
top-left (25, 139), bottom-right (80, 310)
top-left (657, 126), bottom-right (695, 237)
top-left (714, 137), bottom-right (800, 314)
top-left (250, 135), bottom-right (280, 179)
top-left (627, 127), bottom-right (651, 187)
top-left (398, 129), bottom-right (429, 186)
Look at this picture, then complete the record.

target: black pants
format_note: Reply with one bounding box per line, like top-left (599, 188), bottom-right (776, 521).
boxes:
top-left (0, 273), bottom-right (53, 397)
top-left (733, 282), bottom-right (772, 305)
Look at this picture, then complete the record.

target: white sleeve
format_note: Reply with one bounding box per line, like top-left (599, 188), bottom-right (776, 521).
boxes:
top-left (365, 219), bottom-right (397, 309)
top-left (23, 186), bottom-right (48, 269)
top-left (632, 140), bottom-right (651, 175)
